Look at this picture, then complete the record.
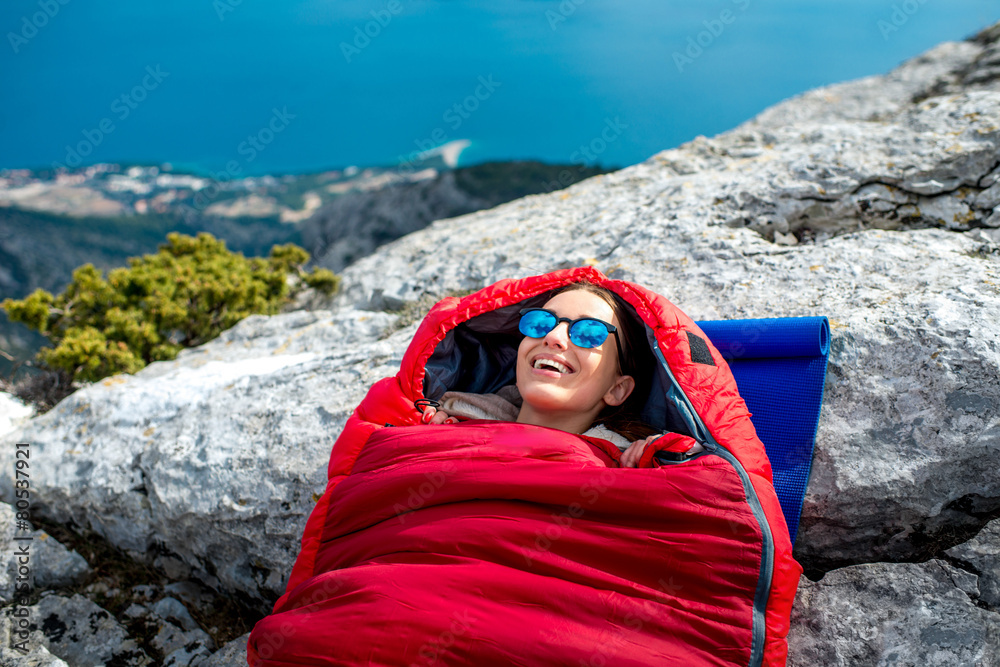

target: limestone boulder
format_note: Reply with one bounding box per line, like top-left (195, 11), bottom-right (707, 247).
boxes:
top-left (0, 606), bottom-right (68, 667)
top-left (948, 518), bottom-right (1000, 612)
top-left (787, 561), bottom-right (1000, 667)
top-left (201, 633), bottom-right (249, 667)
top-left (0, 392), bottom-right (34, 440)
top-left (0, 503), bottom-right (90, 603)
top-left (24, 593), bottom-right (151, 666)
top-left (0, 309), bottom-right (401, 603)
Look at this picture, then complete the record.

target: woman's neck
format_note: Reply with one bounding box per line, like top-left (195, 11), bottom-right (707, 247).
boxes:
top-left (515, 403), bottom-right (602, 434)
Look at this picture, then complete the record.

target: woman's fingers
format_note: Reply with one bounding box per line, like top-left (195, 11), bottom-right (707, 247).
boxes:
top-left (420, 407), bottom-right (456, 425)
top-left (621, 440), bottom-right (644, 468)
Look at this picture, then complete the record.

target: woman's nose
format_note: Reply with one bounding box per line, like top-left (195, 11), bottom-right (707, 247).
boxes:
top-left (543, 322), bottom-right (571, 348)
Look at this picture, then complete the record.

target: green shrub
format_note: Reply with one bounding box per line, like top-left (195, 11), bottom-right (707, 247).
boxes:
top-left (2, 232), bottom-right (338, 384)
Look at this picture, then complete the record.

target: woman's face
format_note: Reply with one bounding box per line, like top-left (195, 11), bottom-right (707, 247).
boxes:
top-left (515, 290), bottom-right (633, 428)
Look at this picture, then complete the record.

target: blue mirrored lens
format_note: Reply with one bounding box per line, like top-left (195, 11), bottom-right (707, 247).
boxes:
top-left (569, 320), bottom-right (609, 348)
top-left (519, 310), bottom-right (557, 338)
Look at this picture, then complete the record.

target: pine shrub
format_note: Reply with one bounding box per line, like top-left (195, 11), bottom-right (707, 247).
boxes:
top-left (2, 232), bottom-right (338, 385)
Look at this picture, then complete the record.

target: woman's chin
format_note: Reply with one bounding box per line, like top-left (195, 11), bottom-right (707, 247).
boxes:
top-left (517, 385), bottom-right (572, 413)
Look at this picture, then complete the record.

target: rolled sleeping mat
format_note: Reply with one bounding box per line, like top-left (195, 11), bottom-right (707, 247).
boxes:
top-left (694, 316), bottom-right (831, 543)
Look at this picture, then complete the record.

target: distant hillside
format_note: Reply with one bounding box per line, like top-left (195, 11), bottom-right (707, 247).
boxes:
top-left (0, 207), bottom-right (303, 380)
top-left (303, 161), bottom-right (607, 271)
top-left (0, 159), bottom-right (611, 379)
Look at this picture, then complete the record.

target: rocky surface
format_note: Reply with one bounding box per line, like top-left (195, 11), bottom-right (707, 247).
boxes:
top-left (0, 309), bottom-right (401, 602)
top-left (0, 504), bottom-right (90, 602)
top-left (947, 517), bottom-right (1000, 611)
top-left (200, 633), bottom-right (250, 667)
top-left (0, 19), bottom-right (999, 667)
top-left (787, 560), bottom-right (999, 666)
top-left (0, 607), bottom-right (68, 667)
top-left (302, 161), bottom-right (607, 272)
top-left (0, 392), bottom-right (34, 440)
top-left (25, 594), bottom-right (150, 665)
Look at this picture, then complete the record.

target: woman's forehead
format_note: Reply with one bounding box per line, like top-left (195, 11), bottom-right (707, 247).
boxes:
top-left (542, 290), bottom-right (617, 323)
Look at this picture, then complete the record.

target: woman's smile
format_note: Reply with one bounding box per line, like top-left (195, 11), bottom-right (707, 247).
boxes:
top-left (515, 289), bottom-right (634, 434)
top-left (530, 353), bottom-right (574, 376)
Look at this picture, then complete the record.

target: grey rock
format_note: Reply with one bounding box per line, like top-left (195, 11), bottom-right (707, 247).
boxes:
top-left (787, 560), bottom-right (1000, 667)
top-left (948, 518), bottom-right (1000, 611)
top-left (121, 596), bottom-right (214, 666)
top-left (31, 536), bottom-right (90, 591)
top-left (0, 503), bottom-right (89, 603)
top-left (150, 597), bottom-right (201, 633)
top-left (28, 593), bottom-right (151, 666)
top-left (153, 622), bottom-right (213, 667)
top-left (200, 632), bottom-right (249, 667)
top-left (162, 581), bottom-right (217, 612)
top-left (0, 607), bottom-right (69, 667)
top-left (0, 309), bottom-right (401, 602)
top-left (0, 392), bottom-right (34, 440)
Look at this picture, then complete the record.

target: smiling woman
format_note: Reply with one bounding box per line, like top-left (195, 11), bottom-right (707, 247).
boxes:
top-left (516, 288), bottom-right (636, 435)
top-left (248, 266), bottom-right (802, 666)
top-left (424, 280), bottom-right (686, 464)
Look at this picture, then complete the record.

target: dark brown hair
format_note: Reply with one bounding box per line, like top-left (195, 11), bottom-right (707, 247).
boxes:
top-left (552, 281), bottom-right (659, 441)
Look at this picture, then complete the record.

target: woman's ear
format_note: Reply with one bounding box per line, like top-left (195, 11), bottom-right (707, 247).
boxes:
top-left (604, 374), bottom-right (635, 407)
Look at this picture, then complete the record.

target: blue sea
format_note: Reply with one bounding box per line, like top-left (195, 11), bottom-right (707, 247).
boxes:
top-left (1, 0), bottom-right (997, 175)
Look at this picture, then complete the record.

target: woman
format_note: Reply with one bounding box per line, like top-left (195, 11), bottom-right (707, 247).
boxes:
top-left (248, 267), bottom-right (800, 667)
top-left (419, 281), bottom-right (704, 467)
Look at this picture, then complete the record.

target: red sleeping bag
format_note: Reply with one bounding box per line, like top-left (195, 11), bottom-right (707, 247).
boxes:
top-left (248, 267), bottom-right (801, 666)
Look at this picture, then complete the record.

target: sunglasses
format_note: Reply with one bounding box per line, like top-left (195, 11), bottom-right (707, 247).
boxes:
top-left (518, 308), bottom-right (625, 368)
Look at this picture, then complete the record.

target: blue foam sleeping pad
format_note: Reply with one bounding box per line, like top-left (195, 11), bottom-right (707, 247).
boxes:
top-left (694, 317), bottom-right (830, 544)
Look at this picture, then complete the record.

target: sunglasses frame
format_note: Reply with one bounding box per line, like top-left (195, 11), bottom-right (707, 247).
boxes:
top-left (518, 308), bottom-right (625, 372)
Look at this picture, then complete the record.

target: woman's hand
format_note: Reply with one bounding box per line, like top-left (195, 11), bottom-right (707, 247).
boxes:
top-left (620, 434), bottom-right (660, 468)
top-left (620, 434), bottom-right (706, 467)
top-left (420, 406), bottom-right (458, 425)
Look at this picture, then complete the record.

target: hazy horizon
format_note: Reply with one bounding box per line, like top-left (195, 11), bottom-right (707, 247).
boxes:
top-left (2, 1), bottom-right (997, 176)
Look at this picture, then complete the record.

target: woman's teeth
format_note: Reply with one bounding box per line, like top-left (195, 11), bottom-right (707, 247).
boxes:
top-left (534, 358), bottom-right (570, 374)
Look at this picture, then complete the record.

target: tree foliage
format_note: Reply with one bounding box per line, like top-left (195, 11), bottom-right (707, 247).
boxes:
top-left (2, 232), bottom-right (338, 384)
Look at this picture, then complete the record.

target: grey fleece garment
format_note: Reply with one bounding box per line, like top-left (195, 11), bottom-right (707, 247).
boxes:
top-left (439, 387), bottom-right (632, 451)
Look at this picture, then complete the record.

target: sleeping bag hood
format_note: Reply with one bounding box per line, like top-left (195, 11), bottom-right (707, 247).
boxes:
top-left (248, 266), bottom-right (802, 667)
